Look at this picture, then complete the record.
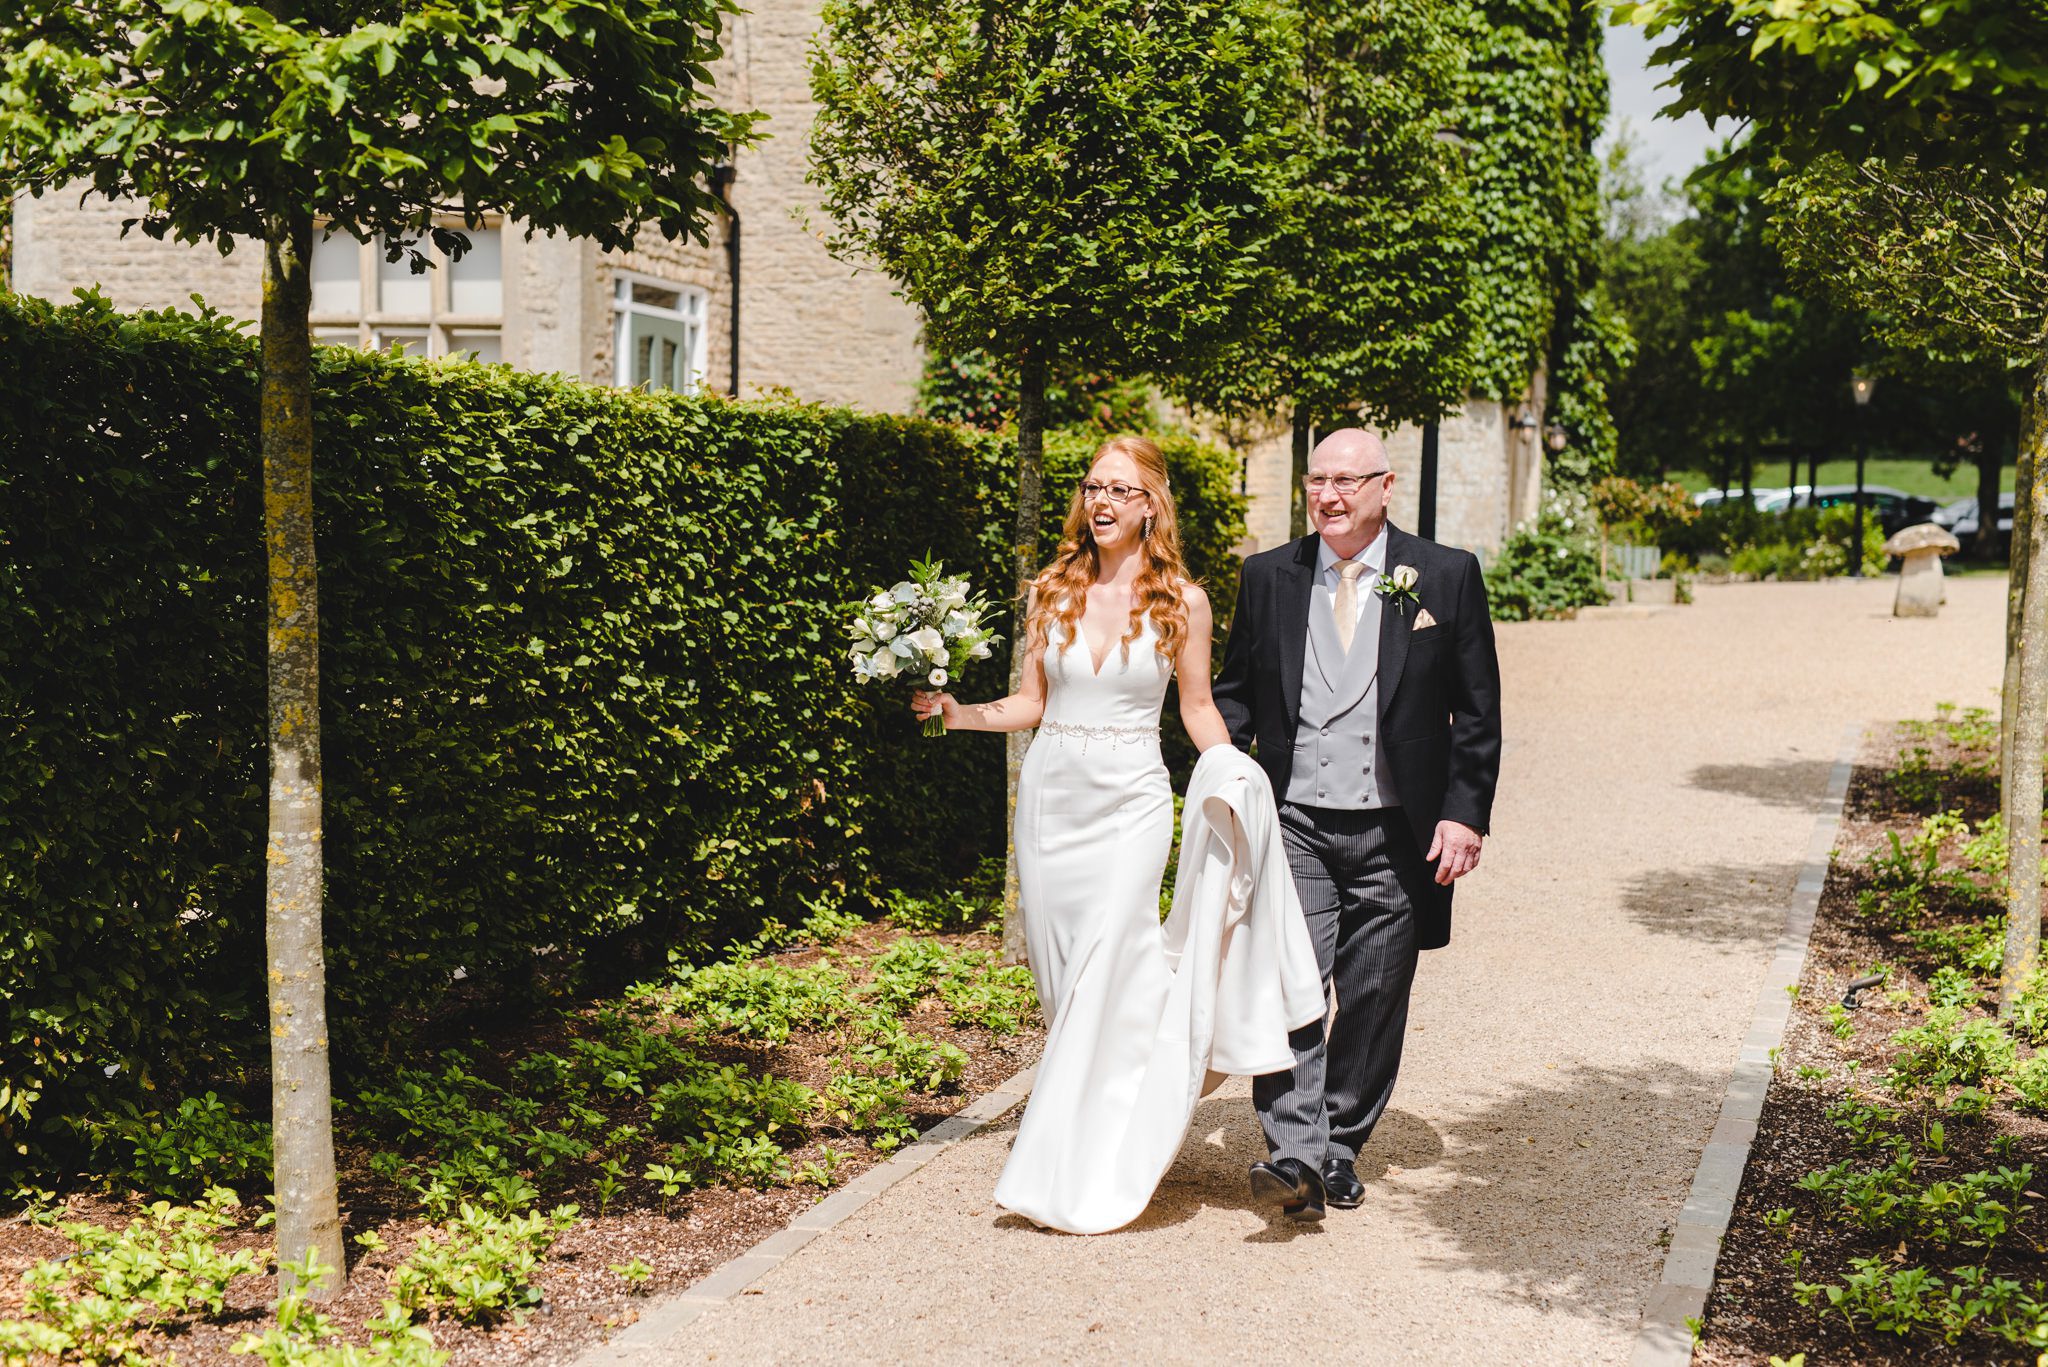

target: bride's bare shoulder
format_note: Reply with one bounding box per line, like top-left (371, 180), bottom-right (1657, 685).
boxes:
top-left (1176, 579), bottom-right (1210, 612)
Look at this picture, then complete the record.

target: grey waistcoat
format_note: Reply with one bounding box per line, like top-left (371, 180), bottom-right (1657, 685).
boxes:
top-left (1284, 575), bottom-right (1400, 811)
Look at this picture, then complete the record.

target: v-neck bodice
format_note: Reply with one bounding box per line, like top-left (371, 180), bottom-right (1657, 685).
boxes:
top-left (1041, 615), bottom-right (1173, 733)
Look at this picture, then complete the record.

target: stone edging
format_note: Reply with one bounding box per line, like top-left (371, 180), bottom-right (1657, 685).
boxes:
top-left (1630, 722), bottom-right (1862, 1367)
top-left (572, 1063), bottom-right (1038, 1366)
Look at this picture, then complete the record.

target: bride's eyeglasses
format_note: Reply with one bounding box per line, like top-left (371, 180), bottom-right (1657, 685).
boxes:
top-left (1079, 480), bottom-right (1146, 504)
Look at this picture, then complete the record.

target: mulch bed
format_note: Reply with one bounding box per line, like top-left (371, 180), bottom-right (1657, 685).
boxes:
top-left (1696, 723), bottom-right (2048, 1365)
top-left (0, 923), bottom-right (1043, 1365)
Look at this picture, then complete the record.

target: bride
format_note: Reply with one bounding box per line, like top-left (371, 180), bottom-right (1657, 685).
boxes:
top-left (913, 436), bottom-right (1320, 1234)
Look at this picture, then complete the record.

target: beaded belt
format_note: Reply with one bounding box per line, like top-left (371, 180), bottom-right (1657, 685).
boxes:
top-left (1039, 719), bottom-right (1159, 747)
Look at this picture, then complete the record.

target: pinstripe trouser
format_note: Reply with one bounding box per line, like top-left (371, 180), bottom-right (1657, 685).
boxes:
top-left (1253, 802), bottom-right (1422, 1168)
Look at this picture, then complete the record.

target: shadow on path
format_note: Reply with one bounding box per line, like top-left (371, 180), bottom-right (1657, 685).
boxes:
top-left (1622, 860), bottom-right (1799, 947)
top-left (1686, 758), bottom-right (1837, 812)
top-left (1408, 1058), bottom-right (1724, 1324)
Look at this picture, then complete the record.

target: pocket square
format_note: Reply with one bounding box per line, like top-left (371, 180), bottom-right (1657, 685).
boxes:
top-left (1412, 608), bottom-right (1438, 630)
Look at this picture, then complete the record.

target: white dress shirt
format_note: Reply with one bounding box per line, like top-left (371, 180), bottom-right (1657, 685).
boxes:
top-left (1314, 525), bottom-right (1388, 636)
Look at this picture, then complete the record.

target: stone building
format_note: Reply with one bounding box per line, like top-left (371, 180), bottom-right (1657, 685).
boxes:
top-left (10, 0), bottom-right (1543, 557)
top-left (7, 0), bottom-right (924, 414)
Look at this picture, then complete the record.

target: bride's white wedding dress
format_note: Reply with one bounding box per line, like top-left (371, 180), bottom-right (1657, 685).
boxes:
top-left (994, 619), bottom-right (1323, 1235)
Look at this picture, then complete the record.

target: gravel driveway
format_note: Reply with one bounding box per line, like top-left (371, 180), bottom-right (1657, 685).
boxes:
top-left (624, 576), bottom-right (2008, 1366)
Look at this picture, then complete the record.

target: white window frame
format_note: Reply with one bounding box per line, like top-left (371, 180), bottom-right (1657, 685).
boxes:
top-left (611, 271), bottom-right (709, 394)
top-left (309, 221), bottom-right (505, 362)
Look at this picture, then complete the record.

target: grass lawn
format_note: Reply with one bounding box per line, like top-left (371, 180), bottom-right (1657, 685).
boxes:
top-left (1668, 459), bottom-right (2014, 502)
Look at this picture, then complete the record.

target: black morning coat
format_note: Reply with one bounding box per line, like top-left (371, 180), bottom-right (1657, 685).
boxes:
top-left (1210, 524), bottom-right (1504, 951)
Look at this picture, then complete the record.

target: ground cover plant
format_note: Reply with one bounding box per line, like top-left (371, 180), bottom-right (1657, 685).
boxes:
top-left (0, 909), bottom-right (1041, 1366)
top-left (1695, 704), bottom-right (2048, 1365)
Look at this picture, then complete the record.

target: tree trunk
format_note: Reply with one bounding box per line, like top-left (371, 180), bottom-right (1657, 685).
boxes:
top-left (2000, 351), bottom-right (2048, 1016)
top-left (2004, 422), bottom-right (2034, 828)
top-left (1289, 401), bottom-right (1311, 540)
top-left (261, 210), bottom-right (344, 1293)
top-left (1001, 340), bottom-right (1051, 966)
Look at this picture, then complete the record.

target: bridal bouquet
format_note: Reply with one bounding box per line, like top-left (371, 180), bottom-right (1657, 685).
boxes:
top-left (848, 557), bottom-right (1002, 736)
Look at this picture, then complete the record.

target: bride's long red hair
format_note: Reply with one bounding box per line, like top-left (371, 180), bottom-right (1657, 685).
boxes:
top-left (1027, 436), bottom-right (1192, 665)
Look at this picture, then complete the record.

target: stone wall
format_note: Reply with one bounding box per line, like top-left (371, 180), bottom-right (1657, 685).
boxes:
top-left (1236, 419), bottom-right (1297, 557)
top-left (514, 232), bottom-right (598, 380)
top-left (13, 190), bottom-right (262, 319)
top-left (1237, 393), bottom-right (1548, 563)
top-left (719, 0), bottom-right (924, 412)
top-left (1382, 399), bottom-right (1527, 558)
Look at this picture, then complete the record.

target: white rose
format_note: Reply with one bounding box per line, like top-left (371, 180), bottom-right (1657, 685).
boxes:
top-left (872, 619), bottom-right (896, 641)
top-left (871, 648), bottom-right (902, 677)
top-left (907, 626), bottom-right (945, 654)
top-left (928, 667), bottom-right (948, 687)
top-left (1391, 565), bottom-right (1419, 590)
top-left (870, 592), bottom-right (892, 611)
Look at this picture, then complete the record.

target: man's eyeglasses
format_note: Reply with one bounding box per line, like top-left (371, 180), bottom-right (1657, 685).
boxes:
top-left (1302, 471), bottom-right (1392, 496)
top-left (1080, 480), bottom-right (1146, 504)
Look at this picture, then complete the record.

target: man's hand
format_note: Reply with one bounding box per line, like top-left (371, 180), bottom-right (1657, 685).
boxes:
top-left (1426, 820), bottom-right (1483, 886)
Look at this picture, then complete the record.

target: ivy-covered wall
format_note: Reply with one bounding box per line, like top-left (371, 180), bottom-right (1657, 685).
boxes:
top-left (1456, 0), bottom-right (1619, 482)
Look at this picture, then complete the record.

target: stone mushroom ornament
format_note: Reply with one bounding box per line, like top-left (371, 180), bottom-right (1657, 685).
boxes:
top-left (1881, 522), bottom-right (1961, 617)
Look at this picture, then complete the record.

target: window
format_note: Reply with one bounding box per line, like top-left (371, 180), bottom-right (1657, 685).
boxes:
top-left (612, 275), bottom-right (707, 393)
top-left (310, 226), bottom-right (504, 362)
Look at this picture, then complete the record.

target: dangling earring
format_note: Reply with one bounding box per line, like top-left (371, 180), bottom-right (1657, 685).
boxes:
top-left (1142, 515), bottom-right (1155, 539)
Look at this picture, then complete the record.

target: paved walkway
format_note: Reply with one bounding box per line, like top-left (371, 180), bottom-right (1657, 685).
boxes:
top-left (626, 578), bottom-right (2008, 1366)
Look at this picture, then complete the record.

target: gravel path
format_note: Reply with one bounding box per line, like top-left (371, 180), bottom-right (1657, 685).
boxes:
top-left (632, 577), bottom-right (2007, 1366)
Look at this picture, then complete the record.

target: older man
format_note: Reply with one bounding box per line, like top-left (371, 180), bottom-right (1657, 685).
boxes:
top-left (1211, 428), bottom-right (1502, 1220)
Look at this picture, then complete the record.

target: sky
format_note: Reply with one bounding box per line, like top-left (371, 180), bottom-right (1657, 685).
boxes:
top-left (1598, 17), bottom-right (1723, 198)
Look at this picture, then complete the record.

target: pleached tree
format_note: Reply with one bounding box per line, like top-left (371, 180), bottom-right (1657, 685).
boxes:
top-left (808, 0), bottom-right (1299, 961)
top-left (1173, 0), bottom-right (1479, 537)
top-left (0, 0), bottom-right (753, 1290)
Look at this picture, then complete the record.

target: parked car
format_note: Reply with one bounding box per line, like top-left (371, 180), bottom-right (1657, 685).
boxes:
top-left (1793, 484), bottom-right (1942, 536)
top-left (1693, 485), bottom-right (1793, 511)
top-left (1694, 483), bottom-right (1937, 534)
top-left (1753, 485), bottom-right (1809, 514)
top-left (1933, 492), bottom-right (2015, 544)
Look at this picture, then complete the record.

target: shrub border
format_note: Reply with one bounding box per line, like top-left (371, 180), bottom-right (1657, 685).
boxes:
top-left (571, 1062), bottom-right (1038, 1363)
top-left (1632, 722), bottom-right (1861, 1367)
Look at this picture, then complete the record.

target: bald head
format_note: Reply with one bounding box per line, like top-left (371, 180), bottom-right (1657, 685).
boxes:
top-left (1310, 428), bottom-right (1387, 472)
top-left (1303, 427), bottom-right (1394, 556)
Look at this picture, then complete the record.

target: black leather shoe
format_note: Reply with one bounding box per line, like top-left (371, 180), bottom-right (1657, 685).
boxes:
top-left (1248, 1158), bottom-right (1326, 1222)
top-left (1321, 1157), bottom-right (1364, 1209)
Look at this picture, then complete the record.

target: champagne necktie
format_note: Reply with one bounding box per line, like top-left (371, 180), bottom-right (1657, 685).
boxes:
top-left (1334, 559), bottom-right (1369, 654)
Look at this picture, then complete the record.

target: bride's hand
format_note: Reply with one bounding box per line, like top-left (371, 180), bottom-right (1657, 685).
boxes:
top-left (911, 689), bottom-right (961, 727)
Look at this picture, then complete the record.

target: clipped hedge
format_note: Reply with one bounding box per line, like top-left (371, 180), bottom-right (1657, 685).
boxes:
top-left (0, 292), bottom-right (1244, 1173)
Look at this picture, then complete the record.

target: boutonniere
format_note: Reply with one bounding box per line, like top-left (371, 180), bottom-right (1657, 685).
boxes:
top-left (1376, 564), bottom-right (1420, 615)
